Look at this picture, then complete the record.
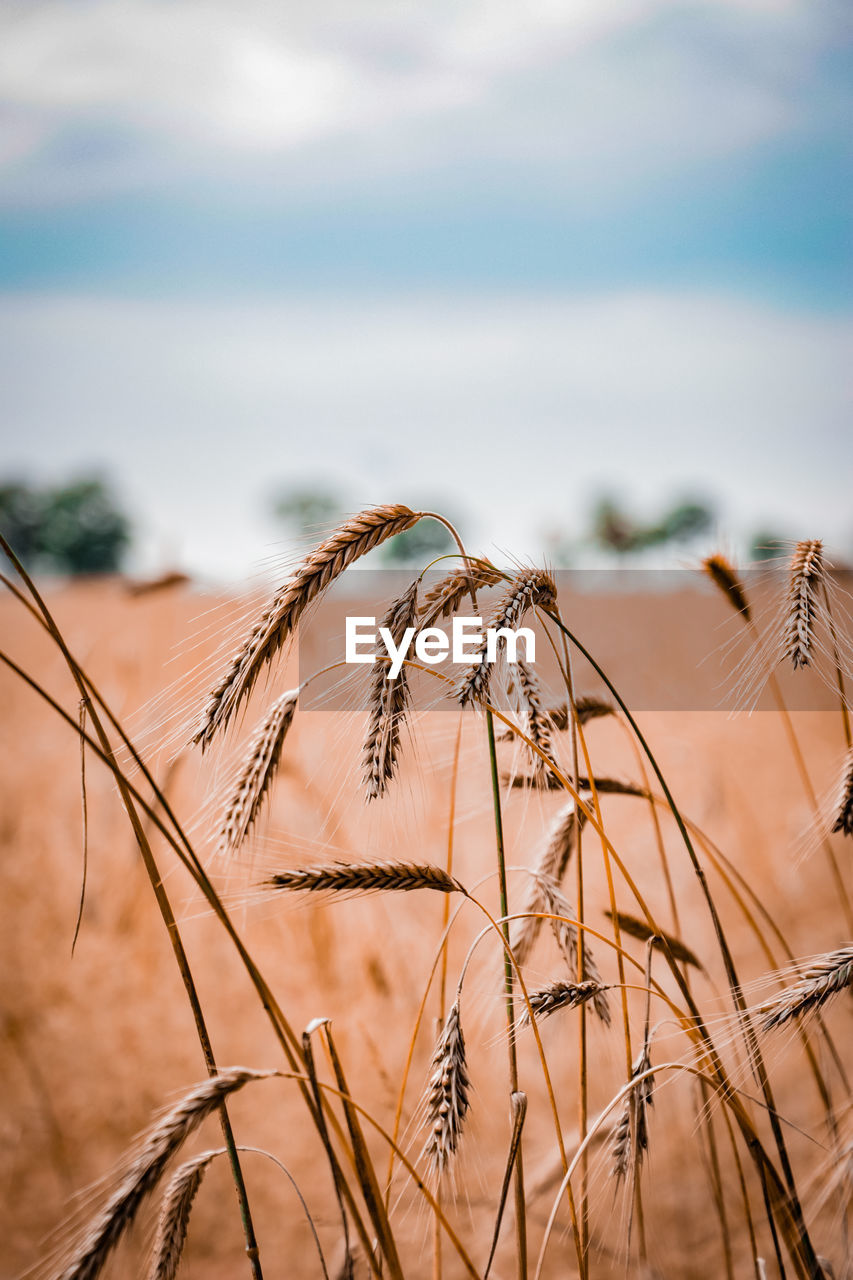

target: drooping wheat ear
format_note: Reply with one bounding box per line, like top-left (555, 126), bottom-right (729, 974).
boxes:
top-left (363, 579), bottom-right (419, 800)
top-left (511, 657), bottom-right (554, 775)
top-left (265, 859), bottom-right (466, 896)
top-left (548, 695), bottom-right (614, 732)
top-left (422, 998), bottom-right (470, 1178)
top-left (831, 749), bottom-right (853, 837)
top-left (611, 1042), bottom-right (654, 1183)
top-left (509, 772), bottom-right (647, 798)
top-left (149, 1149), bottom-right (219, 1280)
top-left (457, 568), bottom-right (557, 707)
top-left (510, 803), bottom-right (584, 967)
top-left (760, 946), bottom-right (853, 1030)
top-left (703, 554), bottom-right (752, 623)
top-left (784, 539), bottom-right (825, 669)
top-left (419, 560), bottom-right (501, 628)
top-left (58, 1069), bottom-right (272, 1280)
top-left (605, 909), bottom-right (702, 970)
top-left (193, 504), bottom-right (419, 747)
top-left (537, 875), bottom-right (610, 1023)
top-left (217, 688), bottom-right (298, 856)
top-left (519, 979), bottom-right (606, 1025)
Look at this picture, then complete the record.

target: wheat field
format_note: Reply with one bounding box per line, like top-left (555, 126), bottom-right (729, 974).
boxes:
top-left (1, 518), bottom-right (851, 1280)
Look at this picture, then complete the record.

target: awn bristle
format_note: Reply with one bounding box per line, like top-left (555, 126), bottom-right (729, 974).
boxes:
top-left (363, 580), bottom-right (419, 801)
top-left (193, 504), bottom-right (418, 747)
top-left (58, 1069), bottom-right (272, 1280)
top-left (537, 875), bottom-right (610, 1023)
top-left (548, 695), bottom-right (614, 732)
top-left (419, 561), bottom-right (501, 628)
top-left (784, 539), bottom-right (825, 670)
top-left (760, 946), bottom-right (853, 1030)
top-left (149, 1150), bottom-right (218, 1280)
top-left (831, 749), bottom-right (853, 837)
top-left (510, 803), bottom-right (583, 967)
top-left (457, 568), bottom-right (557, 707)
top-left (511, 657), bottom-right (554, 775)
top-left (703, 554), bottom-right (752, 623)
top-left (519, 979), bottom-right (605, 1025)
top-left (611, 1043), bottom-right (654, 1184)
top-left (265, 859), bottom-right (466, 896)
top-left (217, 689), bottom-right (298, 856)
top-left (423, 999), bottom-right (470, 1178)
top-left (605, 909), bottom-right (702, 970)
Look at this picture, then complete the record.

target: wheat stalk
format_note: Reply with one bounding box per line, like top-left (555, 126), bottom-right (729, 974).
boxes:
top-left (422, 998), bottom-right (470, 1178)
top-left (419, 561), bottom-right (501, 628)
top-left (363, 580), bottom-right (419, 801)
top-left (457, 568), bottom-right (556, 707)
top-left (760, 946), bottom-right (853, 1030)
top-left (149, 1150), bottom-right (219, 1280)
top-left (784, 540), bottom-right (825, 670)
top-left (831, 749), bottom-right (853, 837)
top-left (193, 505), bottom-right (419, 747)
top-left (605, 909), bottom-right (702, 970)
top-left (510, 803), bottom-right (583, 967)
top-left (265, 860), bottom-right (467, 896)
top-left (519, 980), bottom-right (606, 1026)
top-left (217, 689), bottom-right (298, 856)
top-left (58, 1069), bottom-right (272, 1280)
top-left (703, 554), bottom-right (752, 622)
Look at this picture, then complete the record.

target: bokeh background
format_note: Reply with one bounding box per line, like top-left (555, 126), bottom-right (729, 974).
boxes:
top-left (1, 0), bottom-right (851, 579)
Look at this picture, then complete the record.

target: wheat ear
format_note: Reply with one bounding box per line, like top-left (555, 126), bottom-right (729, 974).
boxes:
top-left (457, 568), bottom-right (556, 707)
top-left (58, 1069), bottom-right (272, 1280)
top-left (703, 554), bottom-right (752, 622)
top-left (510, 803), bottom-right (583, 967)
top-left (537, 875), bottom-right (610, 1023)
top-left (217, 689), bottom-right (298, 856)
top-left (149, 1149), bottom-right (219, 1280)
top-left (194, 505), bottom-right (418, 746)
top-left (611, 1042), bottom-right (654, 1183)
top-left (419, 561), bottom-right (501, 628)
top-left (265, 860), bottom-right (466, 896)
top-left (548, 695), bottom-right (614, 732)
top-left (511, 657), bottom-right (554, 775)
top-left (784, 539), bottom-right (825, 669)
top-left (605, 909), bottom-right (702, 970)
top-left (422, 997), bottom-right (470, 1178)
top-left (363, 580), bottom-right (419, 800)
top-left (760, 946), bottom-right (853, 1030)
top-left (519, 980), bottom-right (606, 1025)
top-left (509, 771), bottom-right (647, 797)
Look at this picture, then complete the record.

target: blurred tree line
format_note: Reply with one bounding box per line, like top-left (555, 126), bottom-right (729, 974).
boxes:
top-left (0, 478), bottom-right (130, 574)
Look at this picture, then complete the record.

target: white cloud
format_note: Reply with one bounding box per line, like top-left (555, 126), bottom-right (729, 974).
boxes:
top-left (0, 0), bottom-right (837, 203)
top-left (0, 289), bottom-right (849, 576)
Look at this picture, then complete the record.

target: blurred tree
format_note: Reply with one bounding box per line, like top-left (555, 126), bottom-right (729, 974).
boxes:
top-left (380, 516), bottom-right (454, 566)
top-left (591, 494), bottom-right (714, 555)
top-left (0, 477), bottom-right (130, 574)
top-left (272, 486), bottom-right (343, 534)
top-left (749, 531), bottom-right (787, 560)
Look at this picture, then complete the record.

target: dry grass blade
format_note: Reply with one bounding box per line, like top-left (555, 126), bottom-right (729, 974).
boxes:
top-left (193, 504), bottom-right (419, 747)
top-left (265, 860), bottom-right (466, 896)
top-left (538, 875), bottom-right (610, 1023)
top-left (510, 803), bottom-right (583, 967)
top-left (418, 561), bottom-right (501, 628)
top-left (519, 980), bottom-right (606, 1025)
top-left (605, 909), bottom-right (703, 970)
top-left (760, 946), bottom-right (853, 1030)
top-left (363, 580), bottom-right (419, 801)
top-left (149, 1149), bottom-right (219, 1280)
top-left (58, 1068), bottom-right (273, 1280)
top-left (457, 568), bottom-right (557, 707)
top-left (422, 998), bottom-right (470, 1178)
top-left (508, 772), bottom-right (647, 798)
top-left (831, 749), bottom-right (853, 837)
top-left (217, 689), bottom-right (298, 856)
top-left (784, 539), bottom-right (825, 670)
top-left (547, 695), bottom-right (614, 732)
top-left (611, 1042), bottom-right (654, 1183)
top-left (510, 658), bottom-right (554, 775)
top-left (703, 554), bottom-right (752, 623)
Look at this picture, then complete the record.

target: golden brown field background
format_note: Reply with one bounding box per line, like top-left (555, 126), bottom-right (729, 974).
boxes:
top-left (1, 579), bottom-right (849, 1278)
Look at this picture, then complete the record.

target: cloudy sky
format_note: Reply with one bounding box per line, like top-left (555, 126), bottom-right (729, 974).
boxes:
top-left (0, 0), bottom-right (850, 576)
